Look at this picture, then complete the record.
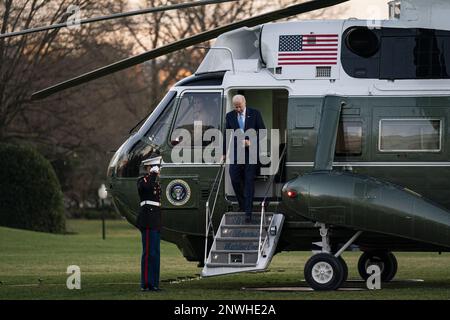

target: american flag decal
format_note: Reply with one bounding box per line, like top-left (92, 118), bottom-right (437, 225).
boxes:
top-left (278, 34), bottom-right (338, 65)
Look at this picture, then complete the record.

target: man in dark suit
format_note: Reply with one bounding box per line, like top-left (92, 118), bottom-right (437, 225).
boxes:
top-left (223, 94), bottom-right (266, 223)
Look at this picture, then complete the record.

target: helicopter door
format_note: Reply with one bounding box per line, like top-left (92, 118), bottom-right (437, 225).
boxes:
top-left (160, 90), bottom-right (224, 232)
top-left (224, 89), bottom-right (289, 203)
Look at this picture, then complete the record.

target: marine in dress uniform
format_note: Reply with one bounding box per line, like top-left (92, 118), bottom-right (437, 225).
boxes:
top-left (137, 156), bottom-right (162, 292)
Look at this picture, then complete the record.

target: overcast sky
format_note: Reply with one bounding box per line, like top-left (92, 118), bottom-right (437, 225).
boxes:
top-left (128, 0), bottom-right (392, 20)
top-left (343, 0), bottom-right (390, 19)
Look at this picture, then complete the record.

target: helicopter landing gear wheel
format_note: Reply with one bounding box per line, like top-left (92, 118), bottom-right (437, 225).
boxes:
top-left (358, 251), bottom-right (398, 282)
top-left (337, 256), bottom-right (348, 282)
top-left (304, 253), bottom-right (345, 291)
top-left (306, 224), bottom-right (361, 290)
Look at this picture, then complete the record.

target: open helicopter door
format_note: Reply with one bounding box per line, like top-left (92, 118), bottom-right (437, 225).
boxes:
top-left (202, 88), bottom-right (288, 277)
top-left (223, 88), bottom-right (289, 207)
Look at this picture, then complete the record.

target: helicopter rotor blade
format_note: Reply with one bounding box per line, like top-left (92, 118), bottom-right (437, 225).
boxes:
top-left (32, 0), bottom-right (349, 100)
top-left (0, 0), bottom-right (240, 39)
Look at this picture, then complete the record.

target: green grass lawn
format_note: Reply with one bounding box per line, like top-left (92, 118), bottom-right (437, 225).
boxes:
top-left (0, 219), bottom-right (449, 300)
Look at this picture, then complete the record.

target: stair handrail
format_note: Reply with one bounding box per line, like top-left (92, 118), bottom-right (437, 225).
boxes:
top-left (258, 210), bottom-right (275, 259)
top-left (257, 143), bottom-right (287, 263)
top-left (204, 133), bottom-right (236, 265)
top-left (204, 158), bottom-right (226, 264)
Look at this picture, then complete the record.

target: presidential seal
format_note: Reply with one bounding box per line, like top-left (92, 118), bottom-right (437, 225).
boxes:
top-left (166, 179), bottom-right (191, 206)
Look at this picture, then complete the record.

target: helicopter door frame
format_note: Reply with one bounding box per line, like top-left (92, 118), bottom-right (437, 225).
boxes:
top-left (223, 87), bottom-right (290, 202)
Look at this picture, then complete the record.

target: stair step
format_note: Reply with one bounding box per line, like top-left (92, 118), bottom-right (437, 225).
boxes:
top-left (224, 224), bottom-right (268, 228)
top-left (225, 212), bottom-right (275, 216)
top-left (210, 249), bottom-right (259, 253)
top-left (224, 212), bottom-right (273, 226)
top-left (202, 212), bottom-right (285, 277)
top-left (220, 226), bottom-right (268, 238)
top-left (206, 263), bottom-right (257, 268)
top-left (209, 250), bottom-right (259, 264)
top-left (215, 238), bottom-right (259, 251)
top-left (217, 237), bottom-right (260, 241)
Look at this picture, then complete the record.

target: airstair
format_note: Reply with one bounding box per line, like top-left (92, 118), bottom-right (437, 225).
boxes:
top-left (202, 211), bottom-right (284, 277)
top-left (201, 146), bottom-right (287, 277)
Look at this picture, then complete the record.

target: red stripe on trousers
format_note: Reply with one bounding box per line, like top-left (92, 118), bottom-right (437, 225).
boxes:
top-left (144, 228), bottom-right (149, 286)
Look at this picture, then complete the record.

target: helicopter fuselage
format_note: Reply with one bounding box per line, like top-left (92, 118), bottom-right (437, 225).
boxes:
top-left (107, 18), bottom-right (450, 263)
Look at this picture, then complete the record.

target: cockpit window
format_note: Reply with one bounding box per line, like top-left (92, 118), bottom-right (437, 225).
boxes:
top-left (171, 92), bottom-right (222, 147)
top-left (120, 96), bottom-right (177, 176)
top-left (110, 91), bottom-right (177, 178)
top-left (145, 97), bottom-right (177, 146)
top-left (137, 91), bottom-right (177, 136)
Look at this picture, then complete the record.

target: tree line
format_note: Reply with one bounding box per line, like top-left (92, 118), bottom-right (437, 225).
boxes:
top-left (0, 0), bottom-right (345, 210)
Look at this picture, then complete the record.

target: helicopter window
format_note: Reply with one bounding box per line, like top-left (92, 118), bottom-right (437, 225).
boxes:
top-left (380, 33), bottom-right (450, 79)
top-left (113, 95), bottom-right (178, 178)
top-left (345, 27), bottom-right (380, 58)
top-left (172, 92), bottom-right (222, 147)
top-left (177, 72), bottom-right (225, 86)
top-left (379, 119), bottom-right (441, 152)
top-left (144, 96), bottom-right (177, 146)
top-left (335, 121), bottom-right (362, 156)
top-left (341, 27), bottom-right (450, 79)
top-left (136, 91), bottom-right (177, 136)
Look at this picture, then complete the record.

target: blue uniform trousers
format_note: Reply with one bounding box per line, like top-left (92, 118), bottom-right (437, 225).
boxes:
top-left (140, 228), bottom-right (160, 289)
top-left (229, 163), bottom-right (258, 216)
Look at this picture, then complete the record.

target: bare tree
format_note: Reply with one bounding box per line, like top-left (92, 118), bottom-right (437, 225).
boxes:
top-left (0, 0), bottom-right (150, 205)
top-left (115, 0), bottom-right (347, 112)
top-left (112, 1), bottom-right (268, 110)
top-left (0, 0), bottom-right (349, 207)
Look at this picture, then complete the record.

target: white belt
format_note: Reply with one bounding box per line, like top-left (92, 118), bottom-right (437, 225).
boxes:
top-left (140, 201), bottom-right (161, 207)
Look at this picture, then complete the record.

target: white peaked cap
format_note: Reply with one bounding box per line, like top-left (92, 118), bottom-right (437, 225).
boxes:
top-left (141, 156), bottom-right (162, 167)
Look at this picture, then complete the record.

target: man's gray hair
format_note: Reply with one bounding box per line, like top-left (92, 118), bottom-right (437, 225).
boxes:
top-left (232, 94), bottom-right (246, 105)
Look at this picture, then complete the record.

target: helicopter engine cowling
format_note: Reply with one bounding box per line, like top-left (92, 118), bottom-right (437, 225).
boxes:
top-left (282, 171), bottom-right (450, 248)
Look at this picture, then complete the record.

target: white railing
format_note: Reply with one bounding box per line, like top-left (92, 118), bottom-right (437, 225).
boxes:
top-left (204, 160), bottom-right (226, 265)
top-left (256, 144), bottom-right (287, 265)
